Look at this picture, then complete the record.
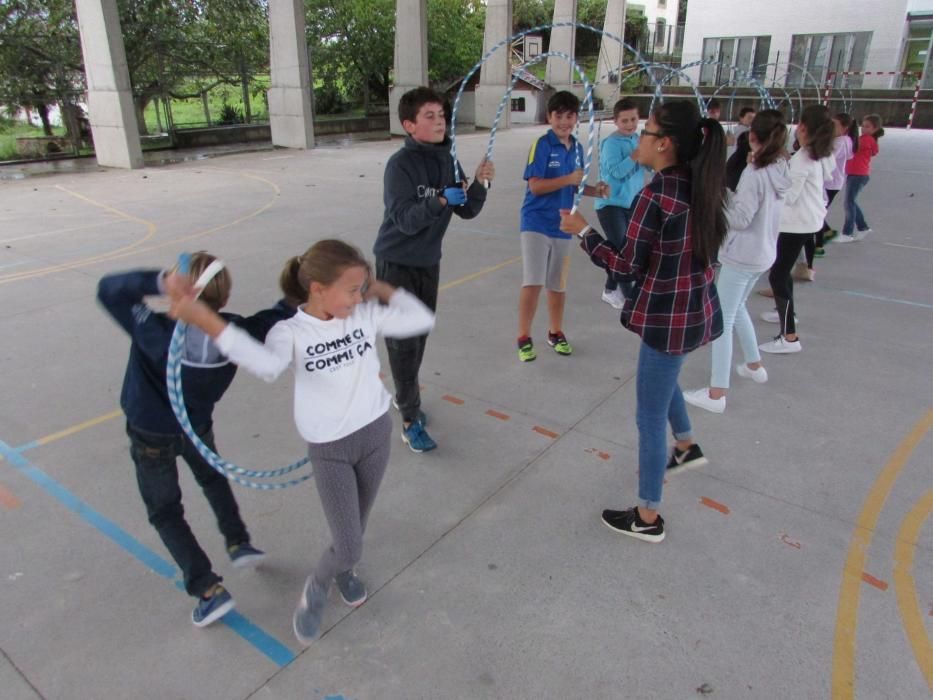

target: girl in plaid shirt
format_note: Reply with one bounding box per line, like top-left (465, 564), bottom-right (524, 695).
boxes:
top-left (560, 100), bottom-right (727, 543)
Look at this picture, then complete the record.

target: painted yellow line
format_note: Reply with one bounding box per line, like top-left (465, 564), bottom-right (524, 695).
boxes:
top-left (832, 410), bottom-right (933, 699)
top-left (893, 490), bottom-right (933, 693)
top-left (0, 168), bottom-right (280, 285)
top-left (34, 409), bottom-right (123, 448)
top-left (439, 256), bottom-right (522, 292)
top-left (0, 186), bottom-right (158, 284)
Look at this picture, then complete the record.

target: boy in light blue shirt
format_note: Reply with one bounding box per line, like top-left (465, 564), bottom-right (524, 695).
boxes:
top-left (594, 97), bottom-right (647, 309)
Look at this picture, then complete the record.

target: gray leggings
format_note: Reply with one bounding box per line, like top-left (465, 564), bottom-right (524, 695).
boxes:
top-left (308, 411), bottom-right (392, 587)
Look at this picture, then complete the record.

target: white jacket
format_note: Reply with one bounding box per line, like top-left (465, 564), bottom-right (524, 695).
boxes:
top-left (720, 159), bottom-right (792, 272)
top-left (215, 289), bottom-right (435, 444)
top-left (779, 148), bottom-right (836, 233)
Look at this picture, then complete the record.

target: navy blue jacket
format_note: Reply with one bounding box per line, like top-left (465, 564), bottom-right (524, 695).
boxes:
top-left (97, 269), bottom-right (296, 434)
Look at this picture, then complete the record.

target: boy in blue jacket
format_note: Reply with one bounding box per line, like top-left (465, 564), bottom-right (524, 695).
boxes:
top-left (594, 98), bottom-right (647, 310)
top-left (97, 253), bottom-right (295, 627)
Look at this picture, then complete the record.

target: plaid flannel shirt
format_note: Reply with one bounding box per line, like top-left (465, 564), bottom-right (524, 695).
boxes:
top-left (581, 165), bottom-right (723, 355)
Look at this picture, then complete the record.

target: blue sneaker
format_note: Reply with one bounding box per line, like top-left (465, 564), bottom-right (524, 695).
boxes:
top-left (228, 542), bottom-right (266, 569)
top-left (401, 421), bottom-right (437, 453)
top-left (335, 570), bottom-right (367, 607)
top-left (192, 585), bottom-right (235, 627)
top-left (293, 576), bottom-right (327, 645)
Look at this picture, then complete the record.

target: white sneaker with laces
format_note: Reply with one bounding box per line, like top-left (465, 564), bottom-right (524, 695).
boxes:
top-left (736, 363), bottom-right (768, 383)
top-left (759, 336), bottom-right (802, 354)
top-left (853, 228), bottom-right (872, 241)
top-left (683, 388), bottom-right (726, 414)
top-left (601, 288), bottom-right (625, 310)
top-left (834, 234), bottom-right (856, 243)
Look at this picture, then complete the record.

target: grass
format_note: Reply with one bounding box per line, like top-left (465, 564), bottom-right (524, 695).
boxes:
top-left (142, 76), bottom-right (272, 132)
top-left (0, 121), bottom-right (69, 161)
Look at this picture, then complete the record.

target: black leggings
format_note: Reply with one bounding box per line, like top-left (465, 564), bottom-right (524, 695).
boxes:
top-left (769, 232), bottom-right (817, 337)
top-left (805, 190), bottom-right (840, 267)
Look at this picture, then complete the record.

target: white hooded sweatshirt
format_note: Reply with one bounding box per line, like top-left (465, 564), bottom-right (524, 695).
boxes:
top-left (720, 158), bottom-right (792, 273)
top-left (779, 147), bottom-right (836, 233)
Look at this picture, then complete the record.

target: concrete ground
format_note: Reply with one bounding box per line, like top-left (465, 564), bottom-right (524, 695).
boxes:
top-left (0, 123), bottom-right (931, 700)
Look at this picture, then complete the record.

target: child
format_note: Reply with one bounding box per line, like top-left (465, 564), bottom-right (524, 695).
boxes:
top-left (838, 114), bottom-right (883, 242)
top-left (759, 104), bottom-right (835, 354)
top-left (373, 86), bottom-right (494, 453)
top-left (594, 97), bottom-right (646, 309)
top-left (684, 110), bottom-right (790, 414)
top-left (706, 98), bottom-right (722, 121)
top-left (167, 240), bottom-right (435, 645)
top-left (726, 106), bottom-right (756, 150)
top-left (97, 254), bottom-right (296, 628)
top-left (517, 90), bottom-right (606, 362)
top-left (559, 100), bottom-right (727, 542)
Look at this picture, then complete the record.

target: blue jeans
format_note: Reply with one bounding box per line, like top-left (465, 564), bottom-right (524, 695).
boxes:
top-left (636, 342), bottom-right (693, 510)
top-left (842, 175), bottom-right (870, 236)
top-left (128, 423), bottom-right (249, 597)
top-left (710, 264), bottom-right (762, 388)
top-left (596, 206), bottom-right (635, 297)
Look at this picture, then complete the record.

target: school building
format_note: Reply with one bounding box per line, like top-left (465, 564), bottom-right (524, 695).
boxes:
top-left (680, 0), bottom-right (933, 89)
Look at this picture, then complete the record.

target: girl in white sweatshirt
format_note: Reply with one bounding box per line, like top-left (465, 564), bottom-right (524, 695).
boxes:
top-left (760, 105), bottom-right (836, 354)
top-left (684, 110), bottom-right (791, 413)
top-left (168, 239), bottom-right (435, 645)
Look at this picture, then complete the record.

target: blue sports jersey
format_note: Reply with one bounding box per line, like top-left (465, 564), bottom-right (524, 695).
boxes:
top-left (520, 129), bottom-right (583, 239)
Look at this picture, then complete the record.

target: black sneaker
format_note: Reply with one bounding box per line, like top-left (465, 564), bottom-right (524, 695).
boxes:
top-left (601, 508), bottom-right (665, 543)
top-left (665, 444), bottom-right (708, 475)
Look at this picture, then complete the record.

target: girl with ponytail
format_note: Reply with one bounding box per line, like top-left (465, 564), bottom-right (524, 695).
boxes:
top-left (169, 239), bottom-right (435, 644)
top-left (839, 114), bottom-right (884, 242)
top-left (559, 100), bottom-right (726, 543)
top-left (684, 110), bottom-right (791, 414)
top-left (760, 104), bottom-right (835, 354)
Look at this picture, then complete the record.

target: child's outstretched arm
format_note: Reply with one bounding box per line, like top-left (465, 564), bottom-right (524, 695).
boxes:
top-left (169, 287), bottom-right (293, 383)
top-left (367, 282), bottom-right (435, 339)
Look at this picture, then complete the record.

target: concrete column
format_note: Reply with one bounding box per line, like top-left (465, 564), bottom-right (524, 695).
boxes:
top-left (389, 0), bottom-right (428, 135)
top-left (546, 0), bottom-right (578, 91)
top-left (595, 0), bottom-right (627, 106)
top-left (475, 0), bottom-right (513, 129)
top-left (74, 0), bottom-right (143, 169)
top-left (268, 0), bottom-right (314, 149)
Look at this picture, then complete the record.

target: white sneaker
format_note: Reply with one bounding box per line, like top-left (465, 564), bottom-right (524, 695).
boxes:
top-left (601, 288), bottom-right (625, 310)
top-left (792, 262), bottom-right (813, 282)
top-left (736, 363), bottom-right (768, 383)
top-left (760, 310), bottom-right (779, 323)
top-left (853, 228), bottom-right (872, 241)
top-left (683, 388), bottom-right (726, 414)
top-left (759, 337), bottom-right (802, 354)
top-left (834, 234), bottom-right (856, 243)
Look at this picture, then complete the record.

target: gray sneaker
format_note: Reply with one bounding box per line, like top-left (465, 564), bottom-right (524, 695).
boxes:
top-left (293, 576), bottom-right (327, 645)
top-left (335, 570), bottom-right (368, 607)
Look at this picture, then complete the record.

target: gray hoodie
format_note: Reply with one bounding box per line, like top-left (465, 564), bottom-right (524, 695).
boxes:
top-left (719, 158), bottom-right (792, 272)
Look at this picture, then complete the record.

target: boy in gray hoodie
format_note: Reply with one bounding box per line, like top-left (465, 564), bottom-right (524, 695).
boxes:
top-left (373, 87), bottom-right (494, 453)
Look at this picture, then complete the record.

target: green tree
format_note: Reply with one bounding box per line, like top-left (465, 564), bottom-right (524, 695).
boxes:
top-left (427, 0), bottom-right (485, 86)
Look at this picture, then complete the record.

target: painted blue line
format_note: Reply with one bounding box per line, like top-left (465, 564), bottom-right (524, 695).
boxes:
top-left (15, 440), bottom-right (39, 453)
top-left (0, 438), bottom-right (296, 667)
top-left (841, 290), bottom-right (933, 310)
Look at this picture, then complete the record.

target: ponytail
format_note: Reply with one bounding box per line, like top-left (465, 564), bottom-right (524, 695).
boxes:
top-left (652, 101), bottom-right (727, 267)
top-left (690, 118), bottom-right (728, 266)
top-left (837, 113), bottom-right (859, 153)
top-left (749, 109), bottom-right (787, 169)
top-left (279, 256), bottom-right (306, 306)
top-left (800, 105), bottom-right (834, 160)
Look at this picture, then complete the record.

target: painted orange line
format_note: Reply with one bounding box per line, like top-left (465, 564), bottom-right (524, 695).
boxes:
top-left (0, 484), bottom-right (22, 510)
top-left (532, 426), bottom-right (559, 439)
top-left (585, 448), bottom-right (612, 460)
top-left (861, 572), bottom-right (889, 591)
top-left (700, 497), bottom-right (730, 515)
top-left (442, 395), bottom-right (464, 405)
top-left (485, 409), bottom-right (510, 421)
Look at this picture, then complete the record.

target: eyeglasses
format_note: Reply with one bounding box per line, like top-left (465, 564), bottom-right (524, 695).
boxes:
top-left (640, 129), bottom-right (665, 139)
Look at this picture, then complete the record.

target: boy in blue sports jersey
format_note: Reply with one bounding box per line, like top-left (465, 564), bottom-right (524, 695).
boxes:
top-left (516, 90), bottom-right (606, 362)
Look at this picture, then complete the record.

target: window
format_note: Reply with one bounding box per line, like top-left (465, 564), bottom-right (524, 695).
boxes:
top-left (511, 97), bottom-right (526, 112)
top-left (699, 36), bottom-right (771, 86)
top-left (786, 32), bottom-right (872, 88)
top-left (902, 18), bottom-right (933, 88)
top-left (658, 0), bottom-right (667, 7)
top-left (655, 18), bottom-right (666, 48)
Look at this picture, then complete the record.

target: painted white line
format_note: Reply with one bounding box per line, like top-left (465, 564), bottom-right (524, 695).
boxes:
top-left (0, 260), bottom-right (30, 271)
top-left (261, 155), bottom-right (294, 161)
top-left (881, 242), bottom-right (933, 253)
